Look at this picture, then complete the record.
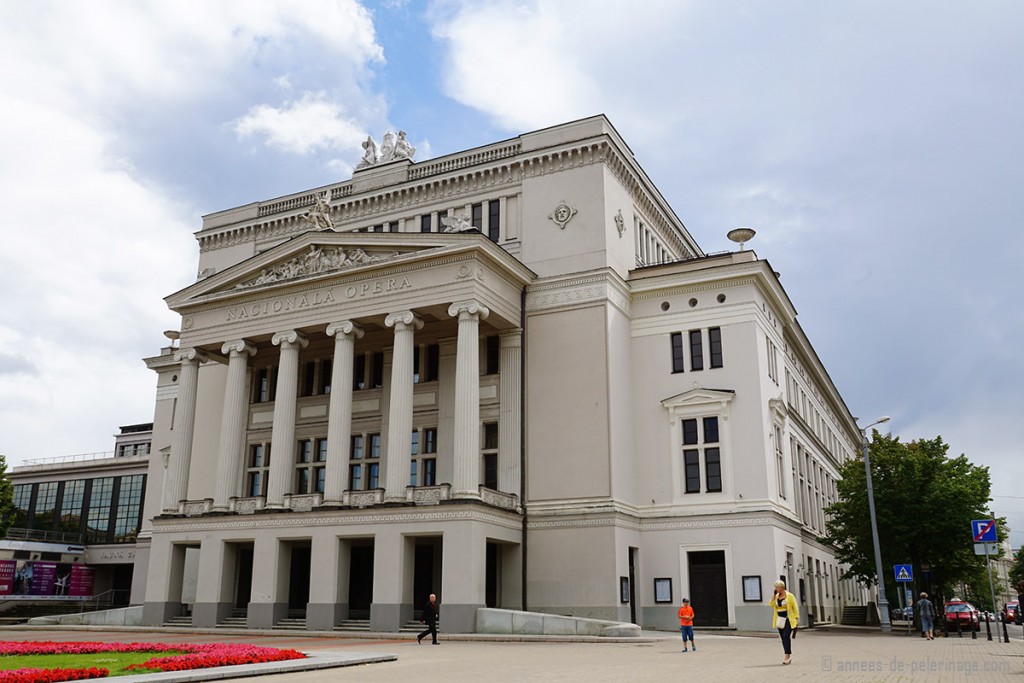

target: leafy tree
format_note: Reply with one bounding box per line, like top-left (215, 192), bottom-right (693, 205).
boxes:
top-left (823, 433), bottom-right (998, 607)
top-left (0, 454), bottom-right (14, 539)
top-left (1009, 548), bottom-right (1024, 592)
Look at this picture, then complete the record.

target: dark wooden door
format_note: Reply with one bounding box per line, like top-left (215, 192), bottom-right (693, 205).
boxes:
top-left (688, 550), bottom-right (728, 626)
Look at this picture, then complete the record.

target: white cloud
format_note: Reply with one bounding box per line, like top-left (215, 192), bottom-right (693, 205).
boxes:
top-left (234, 92), bottom-right (368, 155)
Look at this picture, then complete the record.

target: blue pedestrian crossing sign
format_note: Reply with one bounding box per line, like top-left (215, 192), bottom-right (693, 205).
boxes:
top-left (894, 564), bottom-right (913, 582)
top-left (971, 519), bottom-right (997, 543)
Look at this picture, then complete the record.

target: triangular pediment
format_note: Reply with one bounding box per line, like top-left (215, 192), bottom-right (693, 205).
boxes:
top-left (166, 230), bottom-right (511, 310)
top-left (661, 385), bottom-right (735, 412)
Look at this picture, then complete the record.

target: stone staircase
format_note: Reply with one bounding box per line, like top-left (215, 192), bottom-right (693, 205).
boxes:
top-left (841, 605), bottom-right (869, 626)
top-left (216, 608), bottom-right (248, 629)
top-left (335, 618), bottom-right (371, 632)
top-left (163, 615), bottom-right (193, 628)
top-left (274, 616), bottom-right (307, 630)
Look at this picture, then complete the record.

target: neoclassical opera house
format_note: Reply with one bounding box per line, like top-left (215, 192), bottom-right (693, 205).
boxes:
top-left (138, 116), bottom-right (867, 633)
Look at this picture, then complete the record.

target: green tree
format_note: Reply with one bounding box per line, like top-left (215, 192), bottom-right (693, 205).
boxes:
top-left (823, 433), bottom-right (998, 606)
top-left (0, 454), bottom-right (14, 539)
top-left (1009, 548), bottom-right (1024, 592)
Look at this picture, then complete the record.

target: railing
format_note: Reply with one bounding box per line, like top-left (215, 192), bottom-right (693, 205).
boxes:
top-left (19, 452), bottom-right (116, 467)
top-left (80, 589), bottom-right (131, 613)
top-left (3, 527), bottom-right (85, 545)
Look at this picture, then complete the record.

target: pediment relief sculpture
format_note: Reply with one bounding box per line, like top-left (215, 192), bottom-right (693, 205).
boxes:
top-left (440, 213), bottom-right (473, 233)
top-left (234, 245), bottom-right (401, 290)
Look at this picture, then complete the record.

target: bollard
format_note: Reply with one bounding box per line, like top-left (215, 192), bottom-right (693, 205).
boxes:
top-left (1001, 615), bottom-right (1010, 643)
top-left (957, 615), bottom-right (962, 637)
top-left (971, 617), bottom-right (977, 639)
top-left (985, 614), bottom-right (992, 641)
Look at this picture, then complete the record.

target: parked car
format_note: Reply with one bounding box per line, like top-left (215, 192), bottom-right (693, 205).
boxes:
top-left (944, 600), bottom-right (980, 631)
top-left (1004, 601), bottom-right (1020, 625)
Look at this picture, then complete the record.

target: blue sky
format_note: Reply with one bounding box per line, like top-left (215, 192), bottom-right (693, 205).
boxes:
top-left (0, 0), bottom-right (1021, 548)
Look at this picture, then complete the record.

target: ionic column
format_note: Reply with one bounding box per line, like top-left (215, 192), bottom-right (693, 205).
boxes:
top-left (265, 330), bottom-right (308, 508)
top-left (324, 321), bottom-right (363, 505)
top-left (212, 340), bottom-right (256, 511)
top-left (449, 300), bottom-right (489, 498)
top-left (383, 311), bottom-right (422, 501)
top-left (498, 330), bottom-right (521, 496)
top-left (163, 347), bottom-right (207, 513)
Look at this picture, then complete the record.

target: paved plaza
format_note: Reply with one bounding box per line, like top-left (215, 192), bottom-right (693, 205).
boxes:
top-left (1, 625), bottom-right (1022, 682)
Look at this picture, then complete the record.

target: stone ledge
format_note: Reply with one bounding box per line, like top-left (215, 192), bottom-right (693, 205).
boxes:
top-left (475, 608), bottom-right (640, 637)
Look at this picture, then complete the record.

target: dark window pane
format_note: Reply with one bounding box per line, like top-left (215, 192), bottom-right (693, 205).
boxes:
top-left (424, 428), bottom-right (437, 454)
top-left (248, 472), bottom-right (262, 497)
top-left (250, 444), bottom-right (264, 468)
top-left (372, 352), bottom-right (384, 388)
top-left (484, 454), bottom-right (498, 489)
top-left (671, 332), bottom-right (685, 373)
top-left (315, 467), bottom-right (326, 493)
top-left (424, 459), bottom-right (436, 486)
top-left (425, 344), bottom-right (440, 382)
top-left (389, 221), bottom-right (399, 233)
top-left (420, 214), bottom-right (432, 233)
top-left (369, 434), bottom-right (381, 458)
top-left (689, 330), bottom-right (703, 371)
top-left (316, 439), bottom-right (328, 462)
top-left (411, 430), bottom-right (420, 456)
top-left (409, 460), bottom-right (418, 486)
top-left (351, 435), bottom-right (364, 460)
top-left (353, 354), bottom-right (366, 390)
top-left (484, 423), bottom-right (498, 450)
top-left (488, 200), bottom-right (500, 242)
top-left (372, 224), bottom-right (383, 232)
top-left (296, 468), bottom-right (310, 494)
top-left (350, 464), bottom-right (362, 490)
top-left (413, 344), bottom-right (421, 382)
top-left (302, 361), bottom-right (316, 396)
top-left (471, 203), bottom-right (483, 229)
top-left (684, 450), bottom-right (701, 493)
top-left (486, 336), bottom-right (500, 374)
top-left (298, 439), bottom-right (312, 463)
top-left (682, 419), bottom-right (699, 445)
top-left (368, 462), bottom-right (379, 489)
top-left (321, 358), bottom-right (332, 394)
top-left (706, 448), bottom-right (722, 492)
top-left (709, 327), bottom-right (723, 368)
top-left (703, 417), bottom-right (719, 443)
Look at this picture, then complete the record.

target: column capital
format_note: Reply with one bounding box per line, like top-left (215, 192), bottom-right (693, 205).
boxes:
top-left (327, 320), bottom-right (365, 340)
top-left (221, 339), bottom-right (257, 356)
top-left (385, 310), bottom-right (424, 331)
top-left (448, 300), bottom-right (490, 320)
top-left (174, 347), bottom-right (209, 364)
top-left (272, 330), bottom-right (309, 348)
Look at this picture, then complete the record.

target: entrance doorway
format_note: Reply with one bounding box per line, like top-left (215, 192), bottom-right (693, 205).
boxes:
top-left (413, 538), bottom-right (441, 618)
top-left (688, 550), bottom-right (728, 626)
top-left (348, 542), bottom-right (374, 619)
top-left (234, 545), bottom-right (253, 609)
top-left (287, 544), bottom-right (311, 614)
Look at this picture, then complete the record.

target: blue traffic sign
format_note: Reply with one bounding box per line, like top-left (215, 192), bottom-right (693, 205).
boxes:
top-left (894, 564), bottom-right (913, 582)
top-left (972, 519), bottom-right (997, 543)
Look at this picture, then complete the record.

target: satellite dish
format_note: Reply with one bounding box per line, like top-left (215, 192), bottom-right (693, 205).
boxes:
top-left (727, 227), bottom-right (756, 250)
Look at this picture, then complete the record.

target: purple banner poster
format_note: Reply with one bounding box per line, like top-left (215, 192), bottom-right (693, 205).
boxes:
top-left (31, 562), bottom-right (57, 596)
top-left (69, 565), bottom-right (95, 598)
top-left (0, 560), bottom-right (15, 595)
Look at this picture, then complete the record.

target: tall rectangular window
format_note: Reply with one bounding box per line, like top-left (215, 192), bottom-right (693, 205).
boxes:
top-left (705, 448), bottom-right (722, 492)
top-left (371, 352), bottom-right (384, 388)
top-left (709, 327), bottom-right (723, 368)
top-left (12, 484), bottom-right (32, 528)
top-left (59, 480), bottom-right (86, 533)
top-left (33, 482), bottom-right (58, 531)
top-left (113, 475), bottom-right (145, 542)
top-left (482, 422), bottom-right (499, 490)
top-left (388, 221), bottom-right (399, 233)
top-left (689, 330), bottom-right (703, 371)
top-left (85, 477), bottom-right (114, 543)
top-left (424, 344), bottom-right (440, 382)
top-left (485, 336), bottom-right (500, 374)
top-left (471, 202), bottom-right (483, 230)
top-left (420, 214), bottom-right (432, 232)
top-left (247, 444), bottom-right (270, 497)
top-left (488, 200), bottom-right (500, 242)
top-left (254, 367), bottom-right (276, 403)
top-left (353, 353), bottom-right (366, 390)
top-left (670, 332), bottom-right (685, 373)
top-left (684, 451), bottom-right (701, 493)
top-left (321, 358), bottom-right (332, 394)
top-left (301, 361), bottom-right (316, 397)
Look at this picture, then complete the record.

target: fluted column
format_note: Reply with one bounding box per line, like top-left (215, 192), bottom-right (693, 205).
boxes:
top-left (498, 330), bottom-right (521, 496)
top-left (265, 330), bottom-right (308, 508)
top-left (383, 311), bottom-right (422, 501)
top-left (449, 300), bottom-right (489, 498)
top-left (163, 347), bottom-right (207, 513)
top-left (212, 340), bottom-right (256, 510)
top-left (324, 320), bottom-right (363, 505)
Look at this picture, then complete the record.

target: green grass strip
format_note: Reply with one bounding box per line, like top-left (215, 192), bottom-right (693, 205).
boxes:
top-left (0, 651), bottom-right (183, 676)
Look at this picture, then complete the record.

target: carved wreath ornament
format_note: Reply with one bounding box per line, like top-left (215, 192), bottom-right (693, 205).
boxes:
top-left (548, 200), bottom-right (578, 229)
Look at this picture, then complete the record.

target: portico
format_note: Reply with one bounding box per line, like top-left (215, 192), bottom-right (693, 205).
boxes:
top-left (142, 231), bottom-right (531, 632)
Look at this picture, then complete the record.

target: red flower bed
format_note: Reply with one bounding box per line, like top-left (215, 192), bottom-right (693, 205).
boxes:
top-left (0, 641), bottom-right (305, 677)
top-left (0, 667), bottom-right (108, 683)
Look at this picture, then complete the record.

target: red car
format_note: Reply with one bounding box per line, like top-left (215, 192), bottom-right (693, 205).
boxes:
top-left (1003, 601), bottom-right (1019, 624)
top-left (944, 600), bottom-right (980, 631)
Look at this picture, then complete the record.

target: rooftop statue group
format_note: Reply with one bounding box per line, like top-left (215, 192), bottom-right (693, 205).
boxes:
top-left (357, 130), bottom-right (416, 169)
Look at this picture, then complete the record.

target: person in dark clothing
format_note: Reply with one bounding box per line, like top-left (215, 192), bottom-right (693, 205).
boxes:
top-left (417, 593), bottom-right (439, 644)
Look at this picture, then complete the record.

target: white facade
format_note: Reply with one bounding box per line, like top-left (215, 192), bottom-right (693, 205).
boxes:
top-left (138, 115), bottom-right (867, 632)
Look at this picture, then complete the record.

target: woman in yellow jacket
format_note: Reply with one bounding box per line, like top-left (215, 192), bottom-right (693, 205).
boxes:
top-left (769, 580), bottom-right (799, 665)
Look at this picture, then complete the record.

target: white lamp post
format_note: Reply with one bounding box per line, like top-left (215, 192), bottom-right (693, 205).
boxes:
top-left (861, 415), bottom-right (892, 632)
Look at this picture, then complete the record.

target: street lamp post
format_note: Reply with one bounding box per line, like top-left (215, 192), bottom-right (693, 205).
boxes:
top-left (861, 415), bottom-right (892, 633)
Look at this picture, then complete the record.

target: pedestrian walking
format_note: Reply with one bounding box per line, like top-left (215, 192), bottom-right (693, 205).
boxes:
top-left (677, 597), bottom-right (696, 652)
top-left (417, 593), bottom-right (439, 644)
top-left (915, 592), bottom-right (935, 640)
top-left (769, 580), bottom-right (799, 665)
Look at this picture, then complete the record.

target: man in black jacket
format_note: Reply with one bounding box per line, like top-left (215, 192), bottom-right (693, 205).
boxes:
top-left (417, 593), bottom-right (439, 644)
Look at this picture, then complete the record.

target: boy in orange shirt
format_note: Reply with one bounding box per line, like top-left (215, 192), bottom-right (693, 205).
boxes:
top-left (678, 597), bottom-right (696, 652)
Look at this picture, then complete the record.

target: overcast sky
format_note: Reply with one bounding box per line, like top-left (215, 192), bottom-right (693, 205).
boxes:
top-left (0, 1), bottom-right (1020, 547)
